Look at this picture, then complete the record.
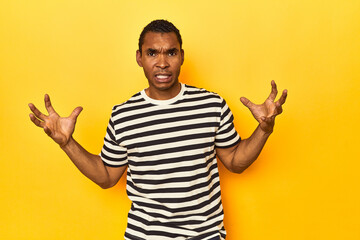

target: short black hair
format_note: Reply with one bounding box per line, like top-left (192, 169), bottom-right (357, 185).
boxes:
top-left (138, 19), bottom-right (182, 54)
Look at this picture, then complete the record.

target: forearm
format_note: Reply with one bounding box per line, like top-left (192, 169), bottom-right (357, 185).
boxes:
top-left (231, 125), bottom-right (271, 173)
top-left (61, 137), bottom-right (110, 188)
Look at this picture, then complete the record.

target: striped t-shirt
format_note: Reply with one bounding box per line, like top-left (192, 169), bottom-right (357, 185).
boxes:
top-left (100, 83), bottom-right (241, 240)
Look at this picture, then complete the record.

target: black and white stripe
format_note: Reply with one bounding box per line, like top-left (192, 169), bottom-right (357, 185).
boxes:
top-left (100, 84), bottom-right (241, 240)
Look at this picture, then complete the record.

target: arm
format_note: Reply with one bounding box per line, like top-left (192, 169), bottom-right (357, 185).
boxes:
top-left (29, 94), bottom-right (126, 188)
top-left (216, 80), bottom-right (287, 173)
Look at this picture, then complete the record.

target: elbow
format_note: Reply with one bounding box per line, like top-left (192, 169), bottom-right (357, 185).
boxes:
top-left (226, 160), bottom-right (246, 174)
top-left (98, 182), bottom-right (114, 189)
top-left (230, 155), bottom-right (258, 174)
top-left (97, 178), bottom-right (116, 189)
top-left (99, 183), bottom-right (111, 189)
top-left (229, 159), bottom-right (253, 174)
top-left (230, 166), bottom-right (246, 174)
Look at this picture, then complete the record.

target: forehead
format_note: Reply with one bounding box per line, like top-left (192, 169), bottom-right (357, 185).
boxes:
top-left (142, 32), bottom-right (180, 50)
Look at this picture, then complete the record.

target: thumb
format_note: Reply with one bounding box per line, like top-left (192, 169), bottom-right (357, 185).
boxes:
top-left (240, 97), bottom-right (254, 108)
top-left (44, 125), bottom-right (52, 136)
top-left (69, 106), bottom-right (83, 120)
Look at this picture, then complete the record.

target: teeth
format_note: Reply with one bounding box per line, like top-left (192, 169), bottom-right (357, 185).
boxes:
top-left (157, 75), bottom-right (169, 79)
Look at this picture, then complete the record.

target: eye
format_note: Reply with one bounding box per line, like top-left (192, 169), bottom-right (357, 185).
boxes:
top-left (168, 51), bottom-right (177, 56)
top-left (147, 52), bottom-right (156, 57)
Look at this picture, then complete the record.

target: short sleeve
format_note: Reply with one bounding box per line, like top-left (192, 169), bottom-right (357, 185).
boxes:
top-left (100, 114), bottom-right (128, 167)
top-left (215, 98), bottom-right (241, 148)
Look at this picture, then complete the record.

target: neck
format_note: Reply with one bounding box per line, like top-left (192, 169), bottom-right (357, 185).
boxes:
top-left (145, 82), bottom-right (182, 100)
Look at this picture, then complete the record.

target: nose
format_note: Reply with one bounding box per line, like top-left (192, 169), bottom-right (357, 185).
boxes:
top-left (156, 54), bottom-right (169, 69)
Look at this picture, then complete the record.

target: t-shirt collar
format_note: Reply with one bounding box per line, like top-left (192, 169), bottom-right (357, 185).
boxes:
top-left (140, 83), bottom-right (185, 105)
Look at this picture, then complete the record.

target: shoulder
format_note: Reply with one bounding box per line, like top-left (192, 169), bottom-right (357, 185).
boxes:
top-left (112, 92), bottom-right (142, 110)
top-left (183, 84), bottom-right (223, 101)
top-left (110, 91), bottom-right (150, 119)
top-left (182, 85), bottom-right (227, 109)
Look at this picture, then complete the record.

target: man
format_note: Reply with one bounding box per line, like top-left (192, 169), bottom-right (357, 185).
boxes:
top-left (29, 20), bottom-right (287, 240)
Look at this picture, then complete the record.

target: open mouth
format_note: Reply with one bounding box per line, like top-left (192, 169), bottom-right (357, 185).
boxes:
top-left (155, 74), bottom-right (172, 82)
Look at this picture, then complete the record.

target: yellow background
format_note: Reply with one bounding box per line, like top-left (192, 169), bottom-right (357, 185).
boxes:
top-left (1, 0), bottom-right (359, 239)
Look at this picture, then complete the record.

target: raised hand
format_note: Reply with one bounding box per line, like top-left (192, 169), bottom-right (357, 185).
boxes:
top-left (240, 80), bottom-right (287, 133)
top-left (28, 94), bottom-right (83, 147)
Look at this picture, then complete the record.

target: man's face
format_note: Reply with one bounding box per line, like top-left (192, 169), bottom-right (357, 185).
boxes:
top-left (136, 32), bottom-right (184, 95)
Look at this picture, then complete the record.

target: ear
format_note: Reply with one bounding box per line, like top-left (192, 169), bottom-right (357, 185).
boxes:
top-left (180, 49), bottom-right (185, 65)
top-left (136, 50), bottom-right (143, 67)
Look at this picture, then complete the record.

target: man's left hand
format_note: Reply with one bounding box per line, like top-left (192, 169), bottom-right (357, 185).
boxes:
top-left (240, 80), bottom-right (287, 134)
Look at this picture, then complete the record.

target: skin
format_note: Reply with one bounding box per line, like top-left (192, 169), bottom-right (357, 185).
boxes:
top-left (28, 31), bottom-right (287, 189)
top-left (136, 32), bottom-right (184, 100)
top-left (216, 80), bottom-right (287, 173)
top-left (28, 95), bottom-right (126, 188)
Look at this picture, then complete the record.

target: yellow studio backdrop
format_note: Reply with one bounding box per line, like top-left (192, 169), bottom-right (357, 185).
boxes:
top-left (1, 0), bottom-right (359, 239)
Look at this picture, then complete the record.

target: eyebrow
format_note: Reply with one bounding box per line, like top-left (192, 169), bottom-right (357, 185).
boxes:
top-left (147, 48), bottom-right (157, 54)
top-left (167, 48), bottom-right (178, 54)
top-left (146, 48), bottom-right (179, 54)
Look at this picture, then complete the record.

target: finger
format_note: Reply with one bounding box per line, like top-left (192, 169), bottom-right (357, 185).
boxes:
top-left (28, 103), bottom-right (47, 120)
top-left (29, 113), bottom-right (45, 128)
top-left (267, 80), bottom-right (278, 102)
top-left (274, 103), bottom-right (283, 115)
top-left (240, 97), bottom-right (255, 108)
top-left (69, 107), bottom-right (83, 120)
top-left (44, 125), bottom-right (52, 136)
top-left (276, 89), bottom-right (288, 106)
top-left (44, 94), bottom-right (56, 114)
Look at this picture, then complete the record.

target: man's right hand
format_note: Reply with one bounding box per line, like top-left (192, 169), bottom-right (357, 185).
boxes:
top-left (28, 94), bottom-right (126, 188)
top-left (28, 94), bottom-right (83, 148)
